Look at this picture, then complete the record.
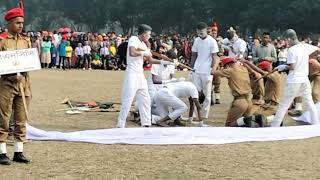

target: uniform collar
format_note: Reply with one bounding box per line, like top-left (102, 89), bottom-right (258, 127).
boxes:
top-left (6, 32), bottom-right (21, 39)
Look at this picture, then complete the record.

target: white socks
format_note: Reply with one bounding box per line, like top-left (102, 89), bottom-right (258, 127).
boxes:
top-left (295, 103), bottom-right (303, 111)
top-left (267, 115), bottom-right (275, 124)
top-left (215, 93), bottom-right (221, 100)
top-left (0, 143), bottom-right (7, 154)
top-left (14, 142), bottom-right (24, 152)
top-left (236, 117), bottom-right (245, 126)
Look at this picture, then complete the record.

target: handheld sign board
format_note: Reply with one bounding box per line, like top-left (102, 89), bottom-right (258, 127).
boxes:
top-left (0, 48), bottom-right (41, 75)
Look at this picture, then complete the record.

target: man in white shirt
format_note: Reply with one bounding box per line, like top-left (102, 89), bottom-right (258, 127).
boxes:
top-left (153, 81), bottom-right (202, 127)
top-left (83, 41), bottom-right (92, 70)
top-left (75, 43), bottom-right (84, 69)
top-left (190, 22), bottom-right (220, 119)
top-left (116, 24), bottom-right (177, 128)
top-left (100, 42), bottom-right (110, 69)
top-left (270, 29), bottom-right (320, 127)
top-left (220, 29), bottom-right (247, 59)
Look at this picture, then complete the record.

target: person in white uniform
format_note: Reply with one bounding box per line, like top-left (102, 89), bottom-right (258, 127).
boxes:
top-left (116, 24), bottom-right (177, 128)
top-left (153, 81), bottom-right (202, 127)
top-left (147, 50), bottom-right (178, 100)
top-left (220, 28), bottom-right (247, 59)
top-left (270, 29), bottom-right (320, 127)
top-left (190, 22), bottom-right (220, 119)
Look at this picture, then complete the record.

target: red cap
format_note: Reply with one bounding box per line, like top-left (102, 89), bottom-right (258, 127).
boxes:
top-left (221, 57), bottom-right (235, 67)
top-left (211, 22), bottom-right (218, 32)
top-left (0, 32), bottom-right (7, 39)
top-left (4, 7), bottom-right (24, 21)
top-left (257, 60), bottom-right (271, 71)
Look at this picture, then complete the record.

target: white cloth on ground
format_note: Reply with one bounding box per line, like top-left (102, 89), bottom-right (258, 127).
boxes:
top-left (26, 124), bottom-right (320, 145)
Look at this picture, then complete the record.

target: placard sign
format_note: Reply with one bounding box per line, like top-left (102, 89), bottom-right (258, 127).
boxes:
top-left (0, 48), bottom-right (41, 75)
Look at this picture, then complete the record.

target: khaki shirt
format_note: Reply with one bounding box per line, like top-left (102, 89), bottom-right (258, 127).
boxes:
top-left (216, 64), bottom-right (251, 97)
top-left (264, 71), bottom-right (282, 104)
top-left (309, 59), bottom-right (320, 80)
top-left (0, 33), bottom-right (32, 96)
top-left (250, 73), bottom-right (265, 103)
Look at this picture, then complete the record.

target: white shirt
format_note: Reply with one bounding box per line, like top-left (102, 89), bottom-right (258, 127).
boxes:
top-left (286, 43), bottom-right (318, 84)
top-left (192, 36), bottom-right (219, 75)
top-left (83, 45), bottom-right (91, 54)
top-left (147, 63), bottom-right (175, 97)
top-left (100, 47), bottom-right (110, 56)
top-left (126, 36), bottom-right (147, 73)
top-left (75, 47), bottom-right (84, 56)
top-left (221, 37), bottom-right (247, 58)
top-left (166, 81), bottom-right (199, 99)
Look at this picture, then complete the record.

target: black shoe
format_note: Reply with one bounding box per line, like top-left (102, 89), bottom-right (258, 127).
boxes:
top-left (0, 154), bottom-right (11, 165)
top-left (13, 152), bottom-right (30, 164)
top-left (215, 99), bottom-right (220, 104)
top-left (254, 115), bottom-right (264, 127)
top-left (243, 117), bottom-right (253, 128)
top-left (288, 110), bottom-right (302, 117)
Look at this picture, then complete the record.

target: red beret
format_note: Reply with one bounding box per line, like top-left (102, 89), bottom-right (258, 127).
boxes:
top-left (0, 32), bottom-right (7, 39)
top-left (211, 22), bottom-right (218, 32)
top-left (4, 7), bottom-right (24, 21)
top-left (221, 57), bottom-right (235, 67)
top-left (257, 60), bottom-right (271, 71)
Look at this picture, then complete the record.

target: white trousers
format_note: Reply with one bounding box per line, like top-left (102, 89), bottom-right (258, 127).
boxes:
top-left (153, 88), bottom-right (188, 121)
top-left (117, 72), bottom-right (151, 128)
top-left (191, 73), bottom-right (212, 118)
top-left (271, 82), bottom-right (320, 127)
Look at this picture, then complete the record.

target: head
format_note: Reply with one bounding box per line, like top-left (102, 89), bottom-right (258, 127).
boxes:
top-left (257, 60), bottom-right (272, 72)
top-left (262, 32), bottom-right (270, 45)
top-left (196, 22), bottom-right (208, 39)
top-left (5, 7), bottom-right (24, 35)
top-left (284, 29), bottom-right (298, 47)
top-left (78, 43), bottom-right (82, 47)
top-left (226, 30), bottom-right (236, 41)
top-left (138, 24), bottom-right (152, 42)
top-left (221, 57), bottom-right (236, 68)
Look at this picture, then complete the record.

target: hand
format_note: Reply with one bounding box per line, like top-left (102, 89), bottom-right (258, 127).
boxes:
top-left (188, 71), bottom-right (194, 81)
top-left (178, 77), bottom-right (186, 82)
top-left (275, 65), bottom-right (288, 72)
top-left (160, 60), bottom-right (173, 66)
top-left (173, 59), bottom-right (180, 66)
top-left (15, 75), bottom-right (24, 83)
top-left (142, 49), bottom-right (152, 57)
top-left (211, 69), bottom-right (215, 76)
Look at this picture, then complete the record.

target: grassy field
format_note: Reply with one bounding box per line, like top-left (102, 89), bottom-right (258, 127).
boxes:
top-left (1, 70), bottom-right (319, 180)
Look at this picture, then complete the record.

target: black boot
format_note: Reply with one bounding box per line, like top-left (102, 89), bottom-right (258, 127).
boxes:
top-left (0, 154), bottom-right (11, 165)
top-left (243, 117), bottom-right (253, 128)
top-left (254, 115), bottom-right (265, 127)
top-left (13, 152), bottom-right (30, 164)
top-left (215, 99), bottom-right (221, 104)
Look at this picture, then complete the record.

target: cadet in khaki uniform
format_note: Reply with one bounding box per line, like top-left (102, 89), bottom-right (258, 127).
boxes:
top-left (308, 59), bottom-right (320, 103)
top-left (213, 57), bottom-right (253, 127)
top-left (0, 7), bottom-right (31, 165)
top-left (242, 60), bottom-right (283, 127)
top-left (249, 68), bottom-right (265, 111)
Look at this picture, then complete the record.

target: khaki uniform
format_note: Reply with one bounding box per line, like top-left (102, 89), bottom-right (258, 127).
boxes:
top-left (254, 72), bottom-right (282, 116)
top-left (0, 33), bottom-right (31, 142)
top-left (216, 64), bottom-right (252, 126)
top-left (250, 72), bottom-right (265, 103)
top-left (309, 60), bottom-right (320, 103)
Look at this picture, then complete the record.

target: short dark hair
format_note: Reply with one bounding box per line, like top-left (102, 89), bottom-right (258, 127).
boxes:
top-left (166, 49), bottom-right (178, 59)
top-left (263, 32), bottom-right (270, 36)
top-left (138, 24), bottom-right (152, 35)
top-left (196, 22), bottom-right (208, 30)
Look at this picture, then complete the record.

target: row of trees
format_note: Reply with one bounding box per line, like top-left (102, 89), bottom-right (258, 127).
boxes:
top-left (1, 0), bottom-right (320, 36)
